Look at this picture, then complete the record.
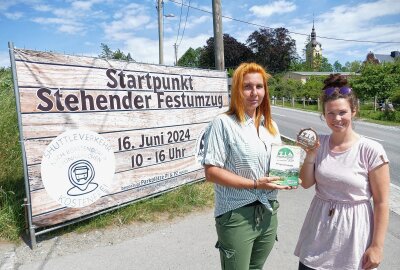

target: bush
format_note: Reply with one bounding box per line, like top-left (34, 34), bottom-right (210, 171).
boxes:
top-left (0, 68), bottom-right (26, 241)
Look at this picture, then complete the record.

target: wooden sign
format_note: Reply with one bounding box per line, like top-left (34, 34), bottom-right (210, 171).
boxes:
top-left (12, 48), bottom-right (228, 230)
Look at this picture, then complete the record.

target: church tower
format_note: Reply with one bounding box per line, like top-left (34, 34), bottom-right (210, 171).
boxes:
top-left (306, 20), bottom-right (322, 70)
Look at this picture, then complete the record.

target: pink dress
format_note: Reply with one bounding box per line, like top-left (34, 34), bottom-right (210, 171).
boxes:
top-left (294, 135), bottom-right (389, 270)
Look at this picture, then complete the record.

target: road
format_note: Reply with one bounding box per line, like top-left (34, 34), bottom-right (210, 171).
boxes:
top-left (271, 106), bottom-right (400, 187)
top-left (4, 187), bottom-right (400, 270)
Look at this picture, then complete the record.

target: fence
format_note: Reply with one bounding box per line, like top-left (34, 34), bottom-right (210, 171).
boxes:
top-left (272, 97), bottom-right (399, 111)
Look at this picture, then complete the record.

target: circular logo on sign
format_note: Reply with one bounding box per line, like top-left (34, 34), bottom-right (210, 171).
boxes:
top-left (195, 128), bottom-right (207, 164)
top-left (41, 129), bottom-right (115, 208)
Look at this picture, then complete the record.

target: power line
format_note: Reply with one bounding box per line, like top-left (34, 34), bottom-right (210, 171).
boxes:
top-left (167, 0), bottom-right (400, 44)
top-left (178, 0), bottom-right (191, 47)
top-left (175, 0), bottom-right (184, 45)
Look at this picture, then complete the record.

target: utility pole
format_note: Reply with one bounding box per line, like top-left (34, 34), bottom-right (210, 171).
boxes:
top-left (212, 0), bottom-right (224, 70)
top-left (157, 0), bottom-right (164, 65)
top-left (174, 43), bottom-right (178, 65)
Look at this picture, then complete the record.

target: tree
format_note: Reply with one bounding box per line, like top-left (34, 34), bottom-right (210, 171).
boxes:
top-left (344, 61), bottom-right (362, 73)
top-left (351, 60), bottom-right (400, 100)
top-left (313, 56), bottom-right (333, 72)
top-left (274, 77), bottom-right (303, 99)
top-left (300, 76), bottom-right (325, 99)
top-left (289, 58), bottom-right (313, 71)
top-left (247, 27), bottom-right (297, 74)
top-left (333, 60), bottom-right (343, 72)
top-left (199, 34), bottom-right (253, 69)
top-left (177, 47), bottom-right (202, 67)
top-left (99, 43), bottom-right (134, 61)
top-left (223, 34), bottom-right (254, 69)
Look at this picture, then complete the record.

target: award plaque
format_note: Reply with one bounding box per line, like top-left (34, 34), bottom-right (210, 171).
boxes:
top-left (297, 128), bottom-right (318, 150)
top-left (269, 145), bottom-right (301, 186)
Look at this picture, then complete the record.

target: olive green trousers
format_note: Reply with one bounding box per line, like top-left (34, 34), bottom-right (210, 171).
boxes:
top-left (215, 201), bottom-right (279, 270)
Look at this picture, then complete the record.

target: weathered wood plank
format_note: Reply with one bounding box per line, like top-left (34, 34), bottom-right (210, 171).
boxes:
top-left (19, 88), bottom-right (228, 113)
top-left (31, 169), bottom-right (205, 227)
top-left (21, 107), bottom-right (225, 139)
top-left (14, 49), bottom-right (226, 79)
top-left (25, 123), bottom-right (207, 165)
top-left (32, 174), bottom-right (205, 227)
top-left (28, 139), bottom-right (202, 190)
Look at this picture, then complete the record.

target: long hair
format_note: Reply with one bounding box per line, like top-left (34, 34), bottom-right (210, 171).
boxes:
top-left (227, 62), bottom-right (277, 135)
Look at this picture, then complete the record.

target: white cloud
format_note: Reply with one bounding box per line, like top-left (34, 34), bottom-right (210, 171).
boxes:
top-left (123, 33), bottom-right (210, 66)
top-left (184, 15), bottom-right (210, 29)
top-left (32, 17), bottom-right (85, 34)
top-left (32, 17), bottom-right (72, 25)
top-left (58, 24), bottom-right (85, 34)
top-left (34, 5), bottom-right (52, 12)
top-left (250, 0), bottom-right (296, 17)
top-left (282, 0), bottom-right (400, 63)
top-left (104, 3), bottom-right (151, 40)
top-left (28, 0), bottom-right (112, 35)
top-left (4, 12), bottom-right (23, 20)
top-left (71, 1), bottom-right (94, 11)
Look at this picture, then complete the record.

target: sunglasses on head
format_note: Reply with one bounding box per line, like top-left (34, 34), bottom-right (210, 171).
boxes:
top-left (324, 86), bottom-right (352, 96)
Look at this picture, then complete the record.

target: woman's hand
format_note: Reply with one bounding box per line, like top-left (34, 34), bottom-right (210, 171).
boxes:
top-left (298, 140), bottom-right (320, 160)
top-left (257, 176), bottom-right (300, 190)
top-left (362, 246), bottom-right (383, 270)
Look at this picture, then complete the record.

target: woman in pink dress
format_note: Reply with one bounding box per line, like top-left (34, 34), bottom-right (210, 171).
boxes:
top-left (294, 74), bottom-right (390, 270)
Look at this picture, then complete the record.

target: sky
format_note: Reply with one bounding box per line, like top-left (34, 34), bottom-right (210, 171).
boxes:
top-left (1, 0), bottom-right (400, 69)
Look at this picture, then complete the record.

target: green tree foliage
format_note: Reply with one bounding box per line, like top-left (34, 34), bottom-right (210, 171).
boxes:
top-left (270, 75), bottom-right (324, 100)
top-left (300, 76), bottom-right (325, 99)
top-left (313, 56), bottom-right (333, 72)
top-left (290, 57), bottom-right (334, 72)
top-left (333, 60), bottom-right (343, 72)
top-left (344, 60), bottom-right (362, 73)
top-left (282, 78), bottom-right (303, 98)
top-left (199, 34), bottom-right (253, 69)
top-left (351, 60), bottom-right (400, 100)
top-left (289, 58), bottom-right (316, 71)
top-left (99, 43), bottom-right (134, 61)
top-left (270, 76), bottom-right (302, 98)
top-left (247, 27), bottom-right (297, 74)
top-left (177, 47), bottom-right (202, 67)
top-left (390, 88), bottom-right (400, 105)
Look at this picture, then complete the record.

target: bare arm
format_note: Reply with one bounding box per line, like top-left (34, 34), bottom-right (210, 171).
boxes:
top-left (204, 165), bottom-right (294, 190)
top-left (362, 163), bottom-right (390, 270)
top-left (299, 142), bottom-right (319, 189)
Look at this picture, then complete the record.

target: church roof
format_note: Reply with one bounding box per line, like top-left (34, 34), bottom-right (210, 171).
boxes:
top-left (287, 71), bottom-right (357, 76)
top-left (365, 51), bottom-right (400, 64)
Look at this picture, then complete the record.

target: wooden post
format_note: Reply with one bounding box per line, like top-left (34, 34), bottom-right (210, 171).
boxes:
top-left (157, 0), bottom-right (164, 64)
top-left (212, 0), bottom-right (224, 70)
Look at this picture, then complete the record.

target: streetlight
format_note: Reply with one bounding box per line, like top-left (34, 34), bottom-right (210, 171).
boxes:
top-left (157, 0), bottom-right (175, 65)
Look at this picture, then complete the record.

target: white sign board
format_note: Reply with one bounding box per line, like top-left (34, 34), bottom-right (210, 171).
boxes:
top-left (12, 49), bottom-right (228, 229)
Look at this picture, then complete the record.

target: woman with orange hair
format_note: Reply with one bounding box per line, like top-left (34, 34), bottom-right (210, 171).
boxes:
top-left (202, 62), bottom-right (296, 269)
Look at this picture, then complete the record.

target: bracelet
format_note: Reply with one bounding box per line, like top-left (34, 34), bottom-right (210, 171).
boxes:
top-left (254, 179), bottom-right (258, 189)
